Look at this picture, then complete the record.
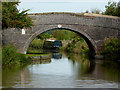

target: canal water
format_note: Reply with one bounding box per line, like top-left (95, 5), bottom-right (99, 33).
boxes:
top-left (2, 52), bottom-right (119, 88)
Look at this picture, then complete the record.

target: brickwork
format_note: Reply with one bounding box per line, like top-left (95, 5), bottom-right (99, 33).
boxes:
top-left (2, 13), bottom-right (120, 54)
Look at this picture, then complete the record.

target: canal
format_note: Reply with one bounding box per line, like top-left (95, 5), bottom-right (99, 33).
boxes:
top-left (2, 52), bottom-right (119, 88)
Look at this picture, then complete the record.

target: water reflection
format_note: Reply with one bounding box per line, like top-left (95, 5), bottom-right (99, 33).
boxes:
top-left (31, 59), bottom-right (51, 64)
top-left (2, 66), bottom-right (31, 88)
top-left (2, 52), bottom-right (119, 88)
top-left (52, 52), bottom-right (62, 59)
top-left (65, 53), bottom-right (95, 75)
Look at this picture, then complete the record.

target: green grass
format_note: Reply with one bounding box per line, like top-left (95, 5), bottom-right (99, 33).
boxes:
top-left (27, 48), bottom-right (44, 54)
top-left (25, 53), bottom-right (51, 57)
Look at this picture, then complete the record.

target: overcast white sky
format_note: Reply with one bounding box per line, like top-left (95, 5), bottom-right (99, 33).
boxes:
top-left (18, 0), bottom-right (120, 13)
top-left (20, 0), bottom-right (120, 2)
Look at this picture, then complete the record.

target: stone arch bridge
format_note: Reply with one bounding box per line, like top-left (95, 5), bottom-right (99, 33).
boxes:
top-left (2, 13), bottom-right (120, 55)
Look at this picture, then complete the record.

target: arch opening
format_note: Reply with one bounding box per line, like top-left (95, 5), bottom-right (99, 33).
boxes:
top-left (24, 28), bottom-right (96, 56)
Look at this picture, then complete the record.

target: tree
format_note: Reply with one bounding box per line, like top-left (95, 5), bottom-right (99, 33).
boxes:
top-left (115, 1), bottom-right (120, 16)
top-left (2, 2), bottom-right (33, 29)
top-left (103, 1), bottom-right (120, 17)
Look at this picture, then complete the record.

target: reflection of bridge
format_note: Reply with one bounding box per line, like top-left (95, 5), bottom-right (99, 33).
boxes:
top-left (2, 13), bottom-right (120, 55)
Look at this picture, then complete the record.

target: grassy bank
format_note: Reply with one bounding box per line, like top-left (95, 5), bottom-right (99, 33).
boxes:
top-left (25, 53), bottom-right (51, 57)
top-left (2, 44), bottom-right (31, 68)
top-left (27, 47), bottom-right (44, 54)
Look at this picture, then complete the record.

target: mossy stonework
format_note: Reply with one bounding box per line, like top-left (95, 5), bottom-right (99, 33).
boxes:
top-left (2, 13), bottom-right (120, 55)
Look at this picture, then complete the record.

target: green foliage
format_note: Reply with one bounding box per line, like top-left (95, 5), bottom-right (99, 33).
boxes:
top-left (2, 44), bottom-right (30, 67)
top-left (101, 38), bottom-right (120, 60)
top-left (28, 29), bottom-right (90, 56)
top-left (65, 36), bottom-right (89, 55)
top-left (37, 29), bottom-right (78, 40)
top-left (27, 48), bottom-right (44, 54)
top-left (103, 1), bottom-right (120, 17)
top-left (2, 2), bottom-right (33, 29)
top-left (91, 8), bottom-right (101, 14)
top-left (52, 29), bottom-right (75, 40)
top-left (115, 2), bottom-right (120, 16)
top-left (66, 42), bottom-right (76, 52)
top-left (38, 33), bottom-right (52, 39)
top-left (29, 38), bottom-right (44, 49)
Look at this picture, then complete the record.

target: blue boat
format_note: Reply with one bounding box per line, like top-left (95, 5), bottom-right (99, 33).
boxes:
top-left (43, 40), bottom-right (62, 49)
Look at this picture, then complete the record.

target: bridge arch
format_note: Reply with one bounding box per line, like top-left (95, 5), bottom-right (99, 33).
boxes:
top-left (23, 26), bottom-right (97, 55)
top-left (2, 13), bottom-right (119, 55)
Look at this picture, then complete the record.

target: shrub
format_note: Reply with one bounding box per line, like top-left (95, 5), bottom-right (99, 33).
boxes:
top-left (2, 44), bottom-right (30, 67)
top-left (65, 38), bottom-right (89, 55)
top-left (66, 42), bottom-right (75, 52)
top-left (2, 2), bottom-right (33, 29)
top-left (101, 38), bottom-right (120, 60)
top-left (29, 38), bottom-right (44, 49)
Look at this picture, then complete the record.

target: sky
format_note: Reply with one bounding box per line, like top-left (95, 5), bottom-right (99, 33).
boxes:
top-left (18, 0), bottom-right (120, 13)
top-left (20, 0), bottom-right (120, 2)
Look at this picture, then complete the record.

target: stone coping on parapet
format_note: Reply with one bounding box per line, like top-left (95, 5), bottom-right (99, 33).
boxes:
top-left (28, 12), bottom-right (120, 19)
top-left (28, 12), bottom-right (84, 17)
top-left (84, 13), bottom-right (120, 19)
